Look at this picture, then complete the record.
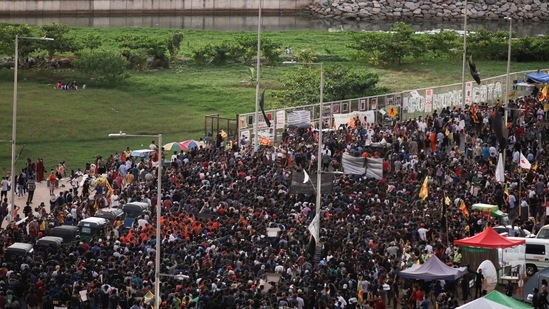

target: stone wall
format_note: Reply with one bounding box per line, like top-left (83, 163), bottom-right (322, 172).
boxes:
top-left (308, 0), bottom-right (549, 21)
top-left (0, 0), bottom-right (310, 16)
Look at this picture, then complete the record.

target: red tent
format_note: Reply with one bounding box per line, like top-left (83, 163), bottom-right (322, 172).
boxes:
top-left (454, 227), bottom-right (525, 249)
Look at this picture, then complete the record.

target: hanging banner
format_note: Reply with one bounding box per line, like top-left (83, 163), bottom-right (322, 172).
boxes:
top-left (425, 89), bottom-right (433, 113)
top-left (465, 82), bottom-right (473, 105)
top-left (276, 110), bottom-right (285, 128)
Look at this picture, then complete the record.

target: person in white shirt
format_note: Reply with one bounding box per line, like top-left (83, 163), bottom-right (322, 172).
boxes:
top-left (418, 224), bottom-right (429, 242)
top-left (149, 141), bottom-right (157, 150)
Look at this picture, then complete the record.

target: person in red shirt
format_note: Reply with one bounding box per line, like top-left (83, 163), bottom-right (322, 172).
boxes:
top-left (48, 170), bottom-right (57, 195)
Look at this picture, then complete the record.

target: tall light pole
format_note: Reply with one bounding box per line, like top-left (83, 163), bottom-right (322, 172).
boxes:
top-left (283, 61), bottom-right (324, 245)
top-left (504, 16), bottom-right (513, 126)
top-left (109, 132), bottom-right (162, 309)
top-left (461, 0), bottom-right (468, 106)
top-left (11, 35), bottom-right (54, 220)
top-left (253, 0), bottom-right (263, 152)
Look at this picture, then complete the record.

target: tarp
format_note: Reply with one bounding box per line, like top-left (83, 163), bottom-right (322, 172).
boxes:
top-left (484, 291), bottom-right (532, 309)
top-left (131, 149), bottom-right (155, 157)
top-left (399, 255), bottom-right (468, 281)
top-left (454, 227), bottom-right (525, 249)
top-left (456, 297), bottom-right (514, 309)
top-left (523, 267), bottom-right (549, 302)
top-left (526, 72), bottom-right (549, 84)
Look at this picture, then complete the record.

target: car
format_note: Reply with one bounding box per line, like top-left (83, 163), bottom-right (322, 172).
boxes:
top-left (493, 225), bottom-right (532, 237)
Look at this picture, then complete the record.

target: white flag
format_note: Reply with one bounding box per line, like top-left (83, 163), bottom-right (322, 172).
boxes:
top-left (519, 152), bottom-right (531, 169)
top-left (308, 214), bottom-right (320, 243)
top-left (303, 170), bottom-right (310, 184)
top-left (495, 153), bottom-right (505, 183)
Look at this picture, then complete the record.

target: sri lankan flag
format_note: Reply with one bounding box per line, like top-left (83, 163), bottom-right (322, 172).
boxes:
top-left (532, 161), bottom-right (538, 171)
top-left (459, 199), bottom-right (469, 218)
top-left (419, 176), bottom-right (429, 200)
top-left (504, 184), bottom-right (510, 203)
top-left (357, 280), bottom-right (363, 303)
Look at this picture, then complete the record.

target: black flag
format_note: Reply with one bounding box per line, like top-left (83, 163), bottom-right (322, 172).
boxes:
top-left (259, 90), bottom-right (271, 127)
top-left (492, 107), bottom-right (508, 150)
top-left (468, 55), bottom-right (481, 85)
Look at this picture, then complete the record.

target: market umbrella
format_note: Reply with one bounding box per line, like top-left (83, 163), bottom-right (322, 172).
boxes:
top-left (456, 297), bottom-right (512, 309)
top-left (163, 142), bottom-right (184, 152)
top-left (180, 139), bottom-right (199, 150)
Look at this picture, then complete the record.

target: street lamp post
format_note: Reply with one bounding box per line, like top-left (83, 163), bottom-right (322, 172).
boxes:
top-left (504, 16), bottom-right (513, 126)
top-left (283, 61), bottom-right (324, 245)
top-left (109, 132), bottom-right (162, 309)
top-left (11, 35), bottom-right (54, 221)
top-left (461, 0), bottom-right (468, 106)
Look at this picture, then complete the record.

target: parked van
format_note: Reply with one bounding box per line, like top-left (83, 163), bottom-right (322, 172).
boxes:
top-left (50, 225), bottom-right (79, 243)
top-left (508, 237), bottom-right (549, 276)
top-left (78, 217), bottom-right (109, 242)
top-left (535, 224), bottom-right (549, 239)
top-left (4, 243), bottom-right (33, 262)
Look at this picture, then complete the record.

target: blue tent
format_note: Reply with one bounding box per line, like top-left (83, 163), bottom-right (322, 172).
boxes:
top-left (526, 72), bottom-right (549, 84)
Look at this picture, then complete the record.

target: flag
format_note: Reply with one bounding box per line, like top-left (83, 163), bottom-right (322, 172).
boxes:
top-left (259, 90), bottom-right (271, 127)
top-left (532, 161), bottom-right (538, 171)
top-left (308, 214), bottom-right (320, 244)
top-left (495, 153), bottom-right (505, 183)
top-left (290, 172), bottom-right (333, 194)
top-left (504, 184), bottom-right (510, 203)
top-left (418, 176), bottom-right (429, 200)
top-left (468, 55), bottom-right (481, 85)
top-left (260, 136), bottom-right (271, 146)
top-left (539, 85), bottom-right (549, 101)
top-left (519, 152), bottom-right (531, 169)
top-left (220, 130), bottom-right (228, 139)
top-left (492, 109), bottom-right (507, 149)
top-left (144, 291), bottom-right (154, 304)
top-left (357, 280), bottom-right (363, 304)
top-left (445, 196), bottom-right (451, 206)
top-left (303, 170), bottom-right (310, 184)
top-left (459, 199), bottom-right (469, 218)
top-left (470, 104), bottom-right (480, 124)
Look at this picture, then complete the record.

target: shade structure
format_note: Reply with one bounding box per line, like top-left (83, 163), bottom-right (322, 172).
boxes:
top-left (484, 291), bottom-right (532, 309)
top-left (454, 227), bottom-right (525, 249)
top-left (399, 255), bottom-right (468, 281)
top-left (163, 142), bottom-right (185, 152)
top-left (131, 149), bottom-right (155, 157)
top-left (523, 267), bottom-right (549, 301)
top-left (456, 297), bottom-right (515, 309)
top-left (526, 72), bottom-right (549, 84)
top-left (180, 139), bottom-right (199, 150)
top-left (472, 203), bottom-right (499, 211)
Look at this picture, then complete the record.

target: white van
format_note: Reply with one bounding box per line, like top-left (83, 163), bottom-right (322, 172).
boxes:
top-left (535, 224), bottom-right (549, 239)
top-left (508, 237), bottom-right (549, 276)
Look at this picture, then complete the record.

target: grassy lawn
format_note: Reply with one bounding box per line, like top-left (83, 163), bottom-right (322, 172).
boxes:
top-left (0, 27), bottom-right (545, 173)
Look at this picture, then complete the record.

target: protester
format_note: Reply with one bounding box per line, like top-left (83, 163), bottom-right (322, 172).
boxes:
top-left (0, 94), bottom-right (547, 309)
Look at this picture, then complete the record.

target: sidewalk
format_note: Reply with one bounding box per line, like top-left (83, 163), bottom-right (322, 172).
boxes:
top-left (3, 177), bottom-right (72, 229)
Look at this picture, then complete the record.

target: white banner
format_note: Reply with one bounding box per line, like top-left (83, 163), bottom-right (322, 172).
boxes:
top-left (332, 111), bottom-right (375, 128)
top-left (366, 158), bottom-right (383, 179)
top-left (287, 110), bottom-right (311, 128)
top-left (276, 110), bottom-right (285, 128)
top-left (342, 153), bottom-right (366, 175)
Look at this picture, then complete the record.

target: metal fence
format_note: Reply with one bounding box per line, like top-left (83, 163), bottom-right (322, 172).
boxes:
top-left (236, 69), bottom-right (546, 144)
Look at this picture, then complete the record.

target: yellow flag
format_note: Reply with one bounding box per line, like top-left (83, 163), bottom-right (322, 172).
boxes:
top-left (419, 176), bottom-right (428, 200)
top-left (445, 196), bottom-right (451, 206)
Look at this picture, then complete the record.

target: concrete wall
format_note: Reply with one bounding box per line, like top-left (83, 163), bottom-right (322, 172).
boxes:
top-left (0, 0), bottom-right (310, 16)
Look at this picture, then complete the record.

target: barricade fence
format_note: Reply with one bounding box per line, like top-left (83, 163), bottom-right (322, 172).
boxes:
top-left (236, 69), bottom-right (546, 145)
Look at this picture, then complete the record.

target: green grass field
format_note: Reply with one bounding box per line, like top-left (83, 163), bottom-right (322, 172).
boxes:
top-left (0, 27), bottom-right (545, 173)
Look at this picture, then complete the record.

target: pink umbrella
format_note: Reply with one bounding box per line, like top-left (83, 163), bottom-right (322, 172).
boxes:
top-left (180, 139), bottom-right (199, 150)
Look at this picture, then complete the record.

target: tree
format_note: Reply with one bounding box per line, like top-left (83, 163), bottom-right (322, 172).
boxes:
top-left (167, 32), bottom-right (184, 62)
top-left (0, 24), bottom-right (34, 58)
top-left (73, 49), bottom-right (128, 83)
top-left (425, 29), bottom-right (461, 59)
top-left (117, 34), bottom-right (169, 68)
top-left (40, 23), bottom-right (77, 58)
top-left (349, 22), bottom-right (426, 66)
top-left (273, 65), bottom-right (388, 107)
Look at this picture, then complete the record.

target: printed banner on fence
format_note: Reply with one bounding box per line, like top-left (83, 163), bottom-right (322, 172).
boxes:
top-left (425, 89), bottom-right (433, 113)
top-left (287, 110), bottom-right (311, 128)
top-left (290, 172), bottom-right (333, 194)
top-left (276, 110), bottom-right (285, 128)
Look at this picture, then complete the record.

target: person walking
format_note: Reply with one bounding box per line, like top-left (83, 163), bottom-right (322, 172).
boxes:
top-left (474, 269), bottom-right (485, 299)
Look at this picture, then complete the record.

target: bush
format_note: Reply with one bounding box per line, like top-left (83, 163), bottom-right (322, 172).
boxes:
top-left (73, 49), bottom-right (128, 83)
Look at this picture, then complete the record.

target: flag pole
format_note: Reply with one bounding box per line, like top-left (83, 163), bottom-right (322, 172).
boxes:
top-left (461, 0), bottom-right (468, 106)
top-left (252, 0), bottom-right (262, 153)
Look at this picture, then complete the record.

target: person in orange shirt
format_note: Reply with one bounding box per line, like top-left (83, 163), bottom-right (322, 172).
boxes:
top-left (429, 131), bottom-right (436, 153)
top-left (48, 170), bottom-right (57, 195)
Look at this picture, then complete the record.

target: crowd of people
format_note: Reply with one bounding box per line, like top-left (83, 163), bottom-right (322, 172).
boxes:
top-left (0, 94), bottom-right (548, 309)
